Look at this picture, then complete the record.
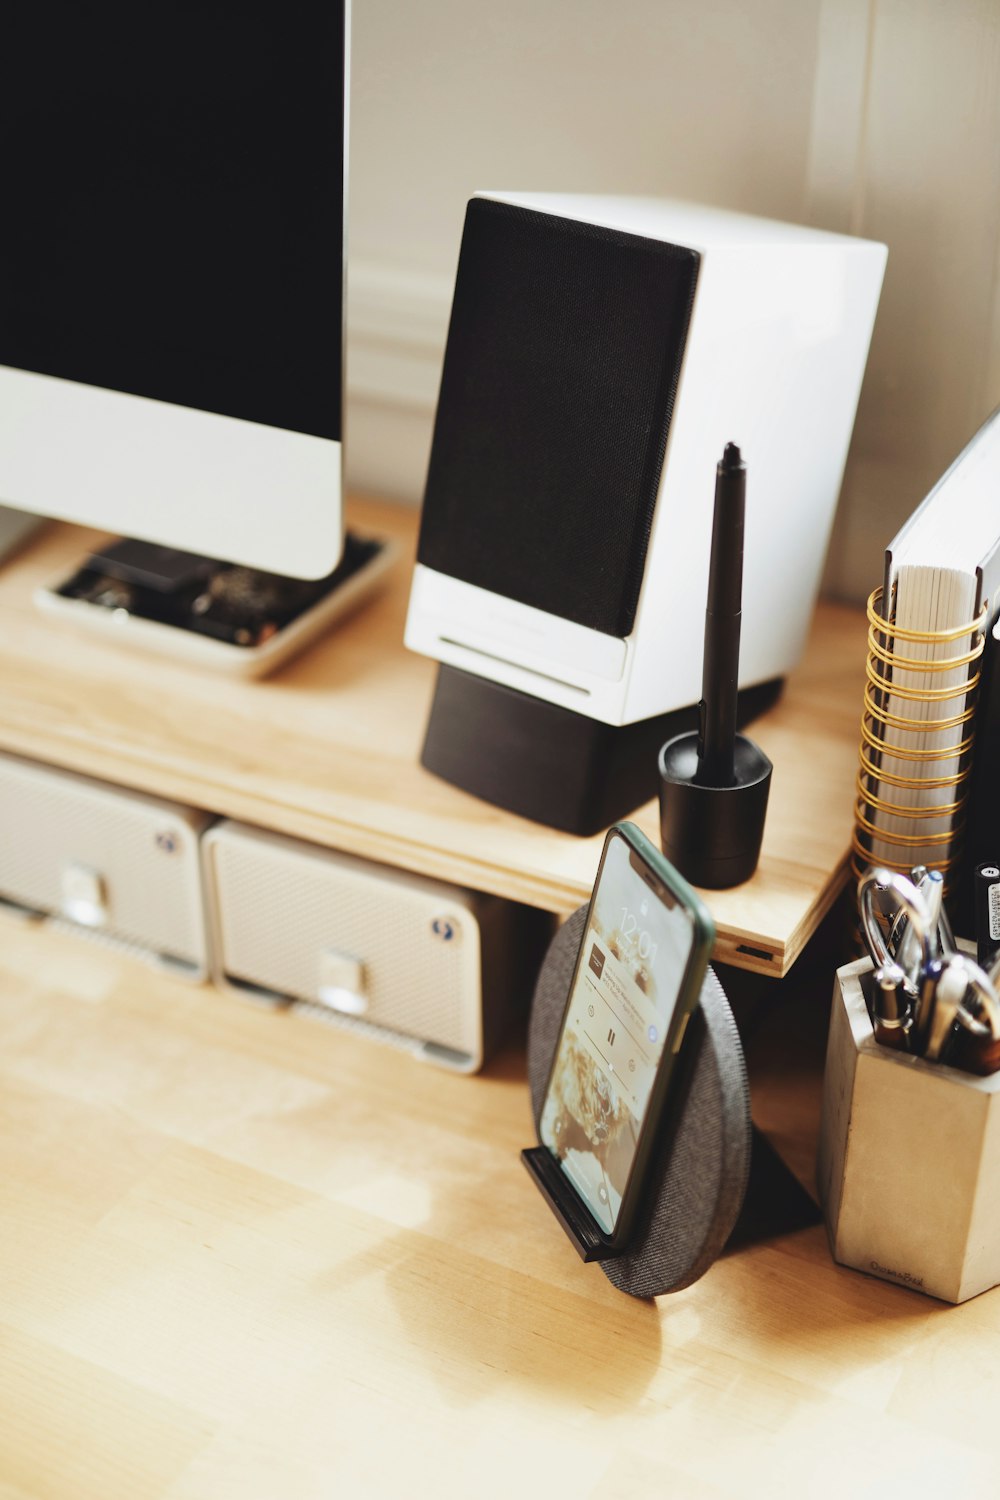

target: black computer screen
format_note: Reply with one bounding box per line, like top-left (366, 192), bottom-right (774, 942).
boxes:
top-left (0, 2), bottom-right (343, 442)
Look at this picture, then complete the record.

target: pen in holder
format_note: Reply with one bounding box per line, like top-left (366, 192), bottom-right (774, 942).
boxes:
top-left (852, 587), bottom-right (986, 894)
top-left (658, 444), bottom-right (772, 889)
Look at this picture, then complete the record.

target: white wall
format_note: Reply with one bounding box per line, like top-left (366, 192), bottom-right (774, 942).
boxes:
top-left (346, 0), bottom-right (1000, 604)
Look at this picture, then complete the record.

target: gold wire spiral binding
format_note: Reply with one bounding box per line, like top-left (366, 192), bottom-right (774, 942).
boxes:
top-left (862, 681), bottom-right (976, 735)
top-left (851, 587), bottom-right (987, 889)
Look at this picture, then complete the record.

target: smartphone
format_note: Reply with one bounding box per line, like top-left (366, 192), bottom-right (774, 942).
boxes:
top-left (539, 821), bottom-right (714, 1249)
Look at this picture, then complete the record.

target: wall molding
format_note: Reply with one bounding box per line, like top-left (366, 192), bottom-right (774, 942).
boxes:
top-left (804, 0), bottom-right (875, 234)
top-left (345, 260), bottom-right (451, 501)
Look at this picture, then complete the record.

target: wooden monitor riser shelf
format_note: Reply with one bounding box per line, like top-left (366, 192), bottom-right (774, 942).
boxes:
top-left (0, 495), bottom-right (866, 976)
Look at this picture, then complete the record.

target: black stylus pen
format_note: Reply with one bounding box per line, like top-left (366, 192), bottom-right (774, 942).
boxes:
top-left (696, 443), bottom-right (746, 787)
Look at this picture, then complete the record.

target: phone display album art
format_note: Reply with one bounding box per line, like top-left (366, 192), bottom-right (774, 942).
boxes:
top-left (540, 831), bottom-right (699, 1235)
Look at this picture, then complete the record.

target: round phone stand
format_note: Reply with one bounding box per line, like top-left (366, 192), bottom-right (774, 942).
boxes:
top-left (526, 905), bottom-right (752, 1298)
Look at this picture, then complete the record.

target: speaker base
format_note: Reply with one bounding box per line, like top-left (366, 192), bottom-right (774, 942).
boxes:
top-left (420, 665), bottom-right (782, 836)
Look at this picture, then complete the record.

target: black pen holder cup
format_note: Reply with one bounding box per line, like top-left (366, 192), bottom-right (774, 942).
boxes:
top-left (657, 731), bottom-right (772, 890)
top-left (524, 906), bottom-right (752, 1298)
top-left (818, 956), bottom-right (1000, 1304)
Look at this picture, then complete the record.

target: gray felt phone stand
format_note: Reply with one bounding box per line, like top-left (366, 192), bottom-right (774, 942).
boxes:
top-left (526, 905), bottom-right (753, 1298)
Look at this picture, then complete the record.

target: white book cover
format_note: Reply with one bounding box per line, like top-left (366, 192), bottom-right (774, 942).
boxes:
top-left (863, 406), bottom-right (1000, 874)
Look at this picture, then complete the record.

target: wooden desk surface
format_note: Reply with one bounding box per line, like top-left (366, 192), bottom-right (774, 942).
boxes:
top-left (0, 498), bottom-right (865, 976)
top-left (2, 919), bottom-right (999, 1499)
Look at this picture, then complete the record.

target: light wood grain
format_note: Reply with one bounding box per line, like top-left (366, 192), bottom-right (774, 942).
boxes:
top-left (0, 498), bottom-right (865, 977)
top-left (1, 919), bottom-right (1000, 1499)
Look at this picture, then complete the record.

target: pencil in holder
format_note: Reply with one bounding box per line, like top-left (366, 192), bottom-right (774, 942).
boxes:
top-left (851, 587), bottom-right (985, 893)
top-left (818, 955), bottom-right (1000, 1303)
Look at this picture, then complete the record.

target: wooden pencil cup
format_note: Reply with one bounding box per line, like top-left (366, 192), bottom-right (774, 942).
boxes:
top-left (818, 956), bottom-right (1000, 1303)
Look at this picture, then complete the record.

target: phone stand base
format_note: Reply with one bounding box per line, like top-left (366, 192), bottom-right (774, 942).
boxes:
top-left (520, 1146), bottom-right (623, 1262)
top-left (526, 905), bottom-right (814, 1297)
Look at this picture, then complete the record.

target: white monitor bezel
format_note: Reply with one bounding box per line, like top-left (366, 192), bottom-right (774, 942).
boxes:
top-left (0, 365), bottom-right (342, 578)
top-left (0, 0), bottom-right (348, 581)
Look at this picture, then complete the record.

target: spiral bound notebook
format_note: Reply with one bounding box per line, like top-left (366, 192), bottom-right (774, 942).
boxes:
top-left (854, 406), bottom-right (1000, 889)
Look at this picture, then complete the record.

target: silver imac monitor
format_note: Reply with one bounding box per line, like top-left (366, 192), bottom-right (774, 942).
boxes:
top-left (0, 2), bottom-right (347, 581)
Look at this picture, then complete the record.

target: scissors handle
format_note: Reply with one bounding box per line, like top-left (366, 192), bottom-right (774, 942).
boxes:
top-left (858, 868), bottom-right (932, 988)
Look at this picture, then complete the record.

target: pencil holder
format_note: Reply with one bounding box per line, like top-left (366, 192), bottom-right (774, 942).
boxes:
top-left (818, 956), bottom-right (1000, 1303)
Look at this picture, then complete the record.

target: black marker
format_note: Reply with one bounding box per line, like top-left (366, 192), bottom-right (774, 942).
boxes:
top-left (696, 443), bottom-right (745, 787)
top-left (975, 863), bottom-right (1000, 970)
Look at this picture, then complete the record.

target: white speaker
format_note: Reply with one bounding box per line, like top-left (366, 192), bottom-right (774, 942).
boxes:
top-left (0, 751), bottom-right (211, 978)
top-left (405, 192), bottom-right (887, 832)
top-left (201, 820), bottom-right (550, 1072)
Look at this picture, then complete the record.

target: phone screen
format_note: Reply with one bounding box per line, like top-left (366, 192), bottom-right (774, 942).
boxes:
top-left (539, 830), bottom-right (699, 1236)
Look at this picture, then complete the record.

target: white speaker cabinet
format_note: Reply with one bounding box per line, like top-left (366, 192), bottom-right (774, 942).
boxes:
top-left (0, 750), bottom-right (211, 978)
top-left (201, 820), bottom-right (548, 1073)
top-left (408, 192), bottom-right (887, 728)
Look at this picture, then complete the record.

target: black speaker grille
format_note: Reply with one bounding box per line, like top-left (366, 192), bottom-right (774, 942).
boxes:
top-left (417, 199), bottom-right (699, 638)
